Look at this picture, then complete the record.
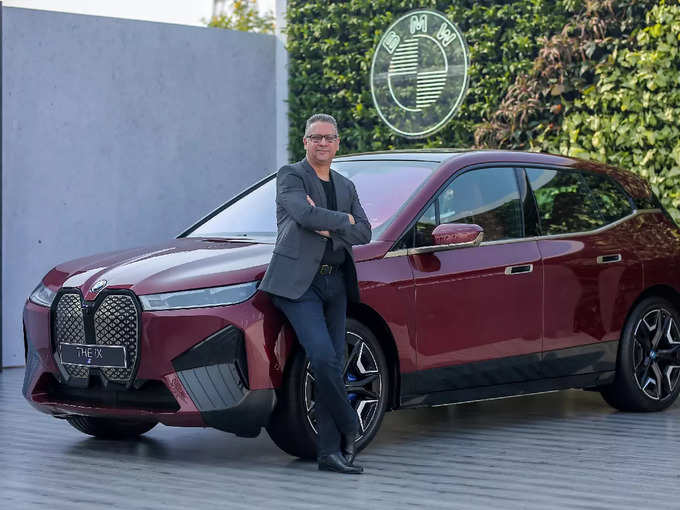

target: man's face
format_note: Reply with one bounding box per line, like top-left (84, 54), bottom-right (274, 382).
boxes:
top-left (303, 121), bottom-right (340, 165)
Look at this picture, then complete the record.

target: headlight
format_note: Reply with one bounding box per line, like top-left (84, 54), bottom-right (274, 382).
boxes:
top-left (29, 282), bottom-right (57, 308)
top-left (139, 281), bottom-right (258, 311)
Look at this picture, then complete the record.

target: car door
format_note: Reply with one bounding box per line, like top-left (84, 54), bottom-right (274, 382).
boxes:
top-left (525, 167), bottom-right (643, 373)
top-left (404, 166), bottom-right (543, 395)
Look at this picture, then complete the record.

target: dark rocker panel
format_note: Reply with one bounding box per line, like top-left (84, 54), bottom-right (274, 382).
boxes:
top-left (400, 371), bottom-right (616, 408)
top-left (401, 341), bottom-right (619, 406)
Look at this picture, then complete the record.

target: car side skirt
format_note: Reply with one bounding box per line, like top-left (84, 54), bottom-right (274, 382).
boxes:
top-left (400, 341), bottom-right (618, 408)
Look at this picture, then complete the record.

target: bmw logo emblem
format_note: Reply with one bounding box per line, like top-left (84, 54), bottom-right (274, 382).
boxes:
top-left (90, 279), bottom-right (108, 293)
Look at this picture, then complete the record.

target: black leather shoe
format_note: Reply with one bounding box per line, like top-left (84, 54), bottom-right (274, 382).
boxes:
top-left (318, 453), bottom-right (364, 474)
top-left (341, 432), bottom-right (359, 465)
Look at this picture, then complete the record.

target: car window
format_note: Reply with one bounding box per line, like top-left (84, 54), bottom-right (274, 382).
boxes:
top-left (414, 167), bottom-right (523, 247)
top-left (526, 168), bottom-right (605, 235)
top-left (581, 172), bottom-right (633, 223)
top-left (414, 202), bottom-right (437, 248)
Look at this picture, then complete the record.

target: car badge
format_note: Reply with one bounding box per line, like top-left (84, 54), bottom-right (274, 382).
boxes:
top-left (90, 279), bottom-right (108, 294)
top-left (370, 9), bottom-right (470, 138)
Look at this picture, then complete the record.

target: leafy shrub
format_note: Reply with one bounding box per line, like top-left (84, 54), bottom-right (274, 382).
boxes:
top-left (542, 2), bottom-right (680, 221)
top-left (286, 0), bottom-right (569, 160)
top-left (475, 0), bottom-right (655, 149)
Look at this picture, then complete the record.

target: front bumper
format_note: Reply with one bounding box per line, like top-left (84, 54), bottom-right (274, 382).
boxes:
top-left (22, 291), bottom-right (288, 437)
top-left (170, 323), bottom-right (276, 437)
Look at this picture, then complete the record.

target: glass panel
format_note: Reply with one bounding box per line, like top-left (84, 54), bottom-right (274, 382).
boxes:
top-left (187, 160), bottom-right (439, 239)
top-left (189, 178), bottom-right (277, 238)
top-left (414, 167), bottom-right (522, 246)
top-left (439, 167), bottom-right (522, 242)
top-left (581, 172), bottom-right (632, 223)
top-left (635, 193), bottom-right (661, 210)
top-left (332, 161), bottom-right (438, 238)
top-left (526, 168), bottom-right (605, 235)
top-left (415, 202), bottom-right (437, 247)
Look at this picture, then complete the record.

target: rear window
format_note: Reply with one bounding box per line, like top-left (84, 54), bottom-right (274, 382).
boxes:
top-left (581, 172), bottom-right (633, 223)
top-left (635, 193), bottom-right (662, 210)
top-left (526, 168), bottom-right (605, 235)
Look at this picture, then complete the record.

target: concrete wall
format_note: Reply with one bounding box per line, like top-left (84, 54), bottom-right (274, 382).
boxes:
top-left (2, 7), bottom-right (284, 366)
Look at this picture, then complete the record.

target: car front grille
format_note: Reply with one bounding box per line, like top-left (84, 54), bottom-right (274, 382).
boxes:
top-left (54, 293), bottom-right (89, 379)
top-left (53, 290), bottom-right (141, 385)
top-left (94, 295), bottom-right (139, 382)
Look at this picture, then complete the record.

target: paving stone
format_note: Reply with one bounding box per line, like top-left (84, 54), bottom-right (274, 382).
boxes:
top-left (2, 367), bottom-right (679, 509)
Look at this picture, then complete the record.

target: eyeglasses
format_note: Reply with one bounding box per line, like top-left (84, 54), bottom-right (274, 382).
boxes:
top-left (305, 134), bottom-right (339, 143)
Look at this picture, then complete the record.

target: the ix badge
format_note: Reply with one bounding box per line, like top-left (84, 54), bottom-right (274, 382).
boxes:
top-left (370, 10), bottom-right (469, 138)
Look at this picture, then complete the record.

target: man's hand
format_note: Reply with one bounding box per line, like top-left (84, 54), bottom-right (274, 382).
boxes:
top-left (348, 214), bottom-right (355, 225)
top-left (306, 195), bottom-right (330, 237)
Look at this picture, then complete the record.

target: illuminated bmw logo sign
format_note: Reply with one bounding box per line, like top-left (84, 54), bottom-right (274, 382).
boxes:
top-left (370, 9), bottom-right (470, 138)
top-left (90, 279), bottom-right (108, 293)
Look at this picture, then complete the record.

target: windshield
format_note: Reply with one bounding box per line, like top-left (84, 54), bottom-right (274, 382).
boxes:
top-left (185, 159), bottom-right (439, 240)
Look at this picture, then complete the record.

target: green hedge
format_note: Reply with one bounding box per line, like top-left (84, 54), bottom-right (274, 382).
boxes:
top-left (541, 3), bottom-right (680, 221)
top-left (286, 0), bottom-right (679, 221)
top-left (286, 0), bottom-right (569, 160)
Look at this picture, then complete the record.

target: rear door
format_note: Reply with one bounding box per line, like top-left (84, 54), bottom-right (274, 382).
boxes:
top-left (406, 166), bottom-right (543, 393)
top-left (525, 167), bottom-right (643, 372)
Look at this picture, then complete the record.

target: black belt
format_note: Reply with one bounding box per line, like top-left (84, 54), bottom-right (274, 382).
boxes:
top-left (318, 264), bottom-right (340, 275)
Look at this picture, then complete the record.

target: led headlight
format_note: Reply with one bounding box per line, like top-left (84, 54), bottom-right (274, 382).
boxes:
top-left (139, 281), bottom-right (258, 311)
top-left (29, 282), bottom-right (57, 308)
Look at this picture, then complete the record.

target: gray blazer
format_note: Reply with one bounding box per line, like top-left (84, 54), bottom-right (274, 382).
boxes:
top-left (259, 158), bottom-right (372, 301)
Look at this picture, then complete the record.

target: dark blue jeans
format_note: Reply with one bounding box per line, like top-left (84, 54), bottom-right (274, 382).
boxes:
top-left (270, 269), bottom-right (359, 457)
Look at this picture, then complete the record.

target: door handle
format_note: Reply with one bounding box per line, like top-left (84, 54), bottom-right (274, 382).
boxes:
top-left (597, 254), bottom-right (622, 264)
top-left (504, 264), bottom-right (533, 275)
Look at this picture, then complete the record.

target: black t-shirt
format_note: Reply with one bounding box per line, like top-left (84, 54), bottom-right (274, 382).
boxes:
top-left (319, 176), bottom-right (346, 266)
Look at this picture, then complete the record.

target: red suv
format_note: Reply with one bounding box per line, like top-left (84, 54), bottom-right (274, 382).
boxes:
top-left (22, 150), bottom-right (680, 458)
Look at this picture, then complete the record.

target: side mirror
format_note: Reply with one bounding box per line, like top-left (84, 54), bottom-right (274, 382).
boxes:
top-left (432, 223), bottom-right (484, 247)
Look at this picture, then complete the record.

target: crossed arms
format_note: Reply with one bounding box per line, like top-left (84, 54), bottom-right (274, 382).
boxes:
top-left (276, 168), bottom-right (372, 246)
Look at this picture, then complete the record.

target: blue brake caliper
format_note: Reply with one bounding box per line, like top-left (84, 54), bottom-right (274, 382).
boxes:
top-left (346, 373), bottom-right (357, 402)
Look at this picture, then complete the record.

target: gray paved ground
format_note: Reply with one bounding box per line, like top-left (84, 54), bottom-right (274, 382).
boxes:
top-left (2, 366), bottom-right (679, 509)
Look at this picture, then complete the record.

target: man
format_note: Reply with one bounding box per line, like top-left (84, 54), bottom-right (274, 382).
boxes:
top-left (259, 113), bottom-right (372, 474)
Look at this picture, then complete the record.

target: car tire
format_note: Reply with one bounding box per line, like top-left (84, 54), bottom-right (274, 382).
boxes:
top-left (266, 318), bottom-right (390, 459)
top-left (600, 296), bottom-right (680, 412)
top-left (66, 415), bottom-right (158, 439)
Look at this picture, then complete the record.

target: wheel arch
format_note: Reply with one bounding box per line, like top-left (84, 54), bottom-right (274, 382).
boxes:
top-left (347, 302), bottom-right (401, 411)
top-left (599, 284), bottom-right (680, 411)
top-left (597, 284), bottom-right (680, 381)
top-left (627, 285), bottom-right (680, 324)
top-left (617, 284), bottom-right (680, 351)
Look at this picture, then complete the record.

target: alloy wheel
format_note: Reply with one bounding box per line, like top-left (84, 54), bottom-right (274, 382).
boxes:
top-left (303, 331), bottom-right (383, 438)
top-left (632, 308), bottom-right (680, 400)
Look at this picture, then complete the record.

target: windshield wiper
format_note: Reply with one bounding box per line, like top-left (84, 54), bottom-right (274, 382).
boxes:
top-left (198, 235), bottom-right (275, 244)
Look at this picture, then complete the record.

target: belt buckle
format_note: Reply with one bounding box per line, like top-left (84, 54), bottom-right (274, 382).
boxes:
top-left (319, 264), bottom-right (331, 275)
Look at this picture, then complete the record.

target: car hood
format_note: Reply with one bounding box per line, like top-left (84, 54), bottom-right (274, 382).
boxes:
top-left (43, 238), bottom-right (391, 300)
